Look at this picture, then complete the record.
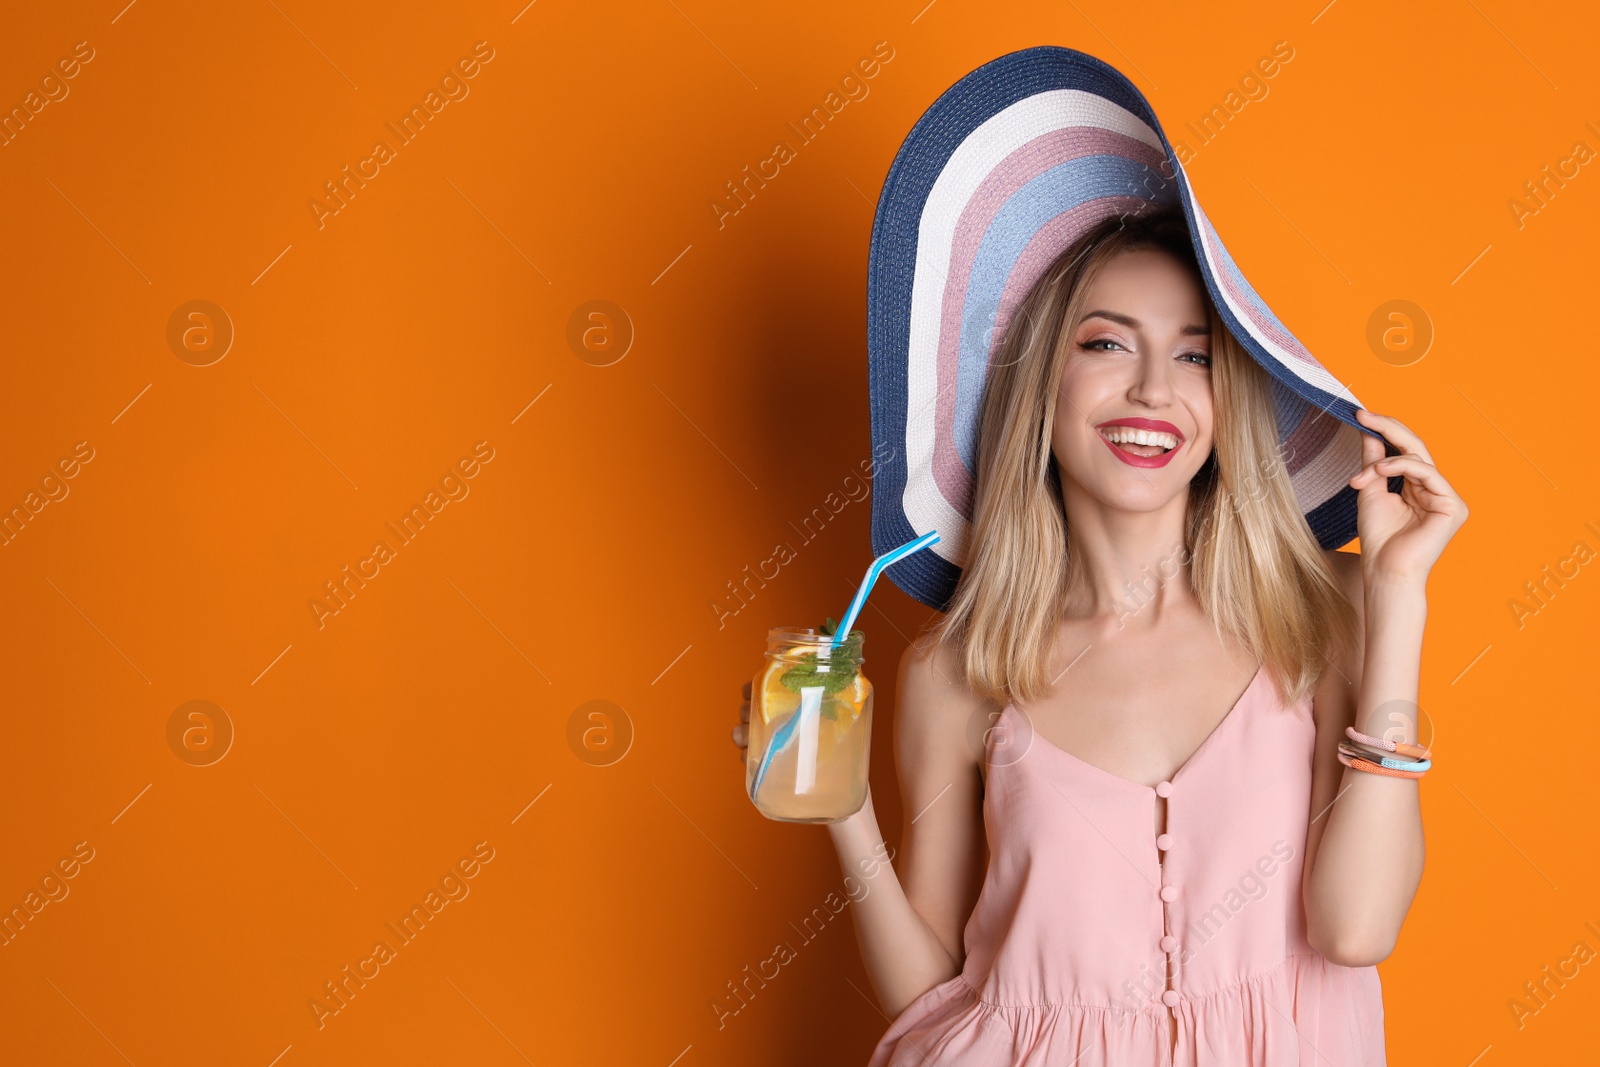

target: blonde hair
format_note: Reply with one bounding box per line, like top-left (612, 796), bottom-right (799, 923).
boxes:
top-left (931, 210), bottom-right (1356, 708)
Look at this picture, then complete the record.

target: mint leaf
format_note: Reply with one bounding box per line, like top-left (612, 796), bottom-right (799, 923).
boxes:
top-left (778, 653), bottom-right (857, 696)
top-left (779, 618), bottom-right (862, 697)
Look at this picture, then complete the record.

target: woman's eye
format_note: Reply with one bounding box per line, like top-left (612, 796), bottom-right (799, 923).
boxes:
top-left (1079, 339), bottom-right (1208, 364)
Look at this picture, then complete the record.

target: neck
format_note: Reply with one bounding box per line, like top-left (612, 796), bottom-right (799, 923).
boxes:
top-left (1058, 478), bottom-right (1196, 623)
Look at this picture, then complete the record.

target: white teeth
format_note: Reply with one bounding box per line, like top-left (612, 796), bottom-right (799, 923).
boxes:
top-left (1100, 426), bottom-right (1179, 450)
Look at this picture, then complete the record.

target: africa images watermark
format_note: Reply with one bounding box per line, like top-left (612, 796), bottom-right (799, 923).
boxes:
top-left (308, 41), bottom-right (497, 229)
top-left (1505, 518), bottom-right (1600, 631)
top-left (1505, 119), bottom-right (1600, 231)
top-left (1167, 40), bottom-right (1295, 167)
top-left (309, 441), bottom-right (497, 630)
top-left (709, 40), bottom-right (896, 230)
top-left (1506, 917), bottom-right (1600, 1031)
top-left (307, 840), bottom-right (497, 1030)
top-left (1, 440), bottom-right (95, 549)
top-left (1, 39), bottom-right (96, 150)
top-left (710, 839), bottom-right (895, 1029)
top-left (1, 840), bottom-right (97, 948)
top-left (710, 439), bottom-right (896, 630)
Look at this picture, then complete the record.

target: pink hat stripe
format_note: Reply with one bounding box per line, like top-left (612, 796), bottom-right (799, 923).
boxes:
top-left (930, 129), bottom-right (1169, 508)
top-left (1181, 186), bottom-right (1358, 404)
top-left (929, 128), bottom-right (1167, 423)
top-left (932, 193), bottom-right (1158, 507)
top-left (1194, 220), bottom-right (1317, 370)
top-left (1281, 404), bottom-right (1336, 478)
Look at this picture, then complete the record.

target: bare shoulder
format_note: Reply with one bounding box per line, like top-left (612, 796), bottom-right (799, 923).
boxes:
top-left (895, 630), bottom-right (990, 771)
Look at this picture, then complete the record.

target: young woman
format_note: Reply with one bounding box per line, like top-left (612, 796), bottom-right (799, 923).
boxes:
top-left (736, 208), bottom-right (1465, 1064)
top-left (735, 48), bottom-right (1466, 1066)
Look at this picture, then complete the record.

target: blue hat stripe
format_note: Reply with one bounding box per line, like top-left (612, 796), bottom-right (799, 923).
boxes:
top-left (954, 154), bottom-right (1179, 471)
top-left (868, 51), bottom-right (1170, 608)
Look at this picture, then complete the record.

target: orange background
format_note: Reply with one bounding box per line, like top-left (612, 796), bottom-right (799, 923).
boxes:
top-left (2, 1), bottom-right (1597, 1063)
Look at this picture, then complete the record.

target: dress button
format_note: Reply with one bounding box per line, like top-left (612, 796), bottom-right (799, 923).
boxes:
top-left (1160, 885), bottom-right (1178, 902)
top-left (1156, 833), bottom-right (1173, 851)
top-left (1160, 935), bottom-right (1178, 953)
top-left (1155, 780), bottom-right (1174, 797)
top-left (1161, 990), bottom-right (1180, 1007)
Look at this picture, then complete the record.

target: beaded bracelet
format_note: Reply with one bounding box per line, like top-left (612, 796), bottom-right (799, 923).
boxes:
top-left (1338, 740), bottom-right (1432, 773)
top-left (1337, 749), bottom-right (1427, 780)
top-left (1345, 725), bottom-right (1431, 761)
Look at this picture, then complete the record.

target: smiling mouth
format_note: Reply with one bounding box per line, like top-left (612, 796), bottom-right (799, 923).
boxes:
top-left (1098, 425), bottom-right (1180, 457)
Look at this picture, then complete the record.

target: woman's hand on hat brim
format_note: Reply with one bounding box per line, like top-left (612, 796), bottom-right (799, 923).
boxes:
top-left (1347, 408), bottom-right (1469, 588)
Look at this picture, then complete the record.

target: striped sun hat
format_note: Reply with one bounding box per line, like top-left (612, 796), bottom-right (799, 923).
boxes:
top-left (867, 45), bottom-right (1382, 613)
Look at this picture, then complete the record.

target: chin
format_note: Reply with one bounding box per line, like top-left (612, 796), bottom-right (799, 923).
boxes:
top-left (1065, 453), bottom-right (1209, 513)
top-left (1084, 478), bottom-right (1191, 513)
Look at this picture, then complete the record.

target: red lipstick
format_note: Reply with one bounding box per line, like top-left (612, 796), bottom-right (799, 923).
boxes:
top-left (1093, 417), bottom-right (1186, 470)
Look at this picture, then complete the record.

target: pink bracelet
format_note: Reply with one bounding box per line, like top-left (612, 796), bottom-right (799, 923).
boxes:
top-left (1345, 725), bottom-right (1431, 761)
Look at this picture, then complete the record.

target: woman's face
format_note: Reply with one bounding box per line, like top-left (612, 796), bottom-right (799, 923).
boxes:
top-left (1051, 247), bottom-right (1216, 514)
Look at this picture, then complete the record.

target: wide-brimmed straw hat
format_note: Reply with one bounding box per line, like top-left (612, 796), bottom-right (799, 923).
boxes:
top-left (867, 45), bottom-right (1381, 612)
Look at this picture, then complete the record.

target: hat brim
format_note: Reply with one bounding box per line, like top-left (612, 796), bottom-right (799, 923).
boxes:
top-left (867, 45), bottom-right (1379, 612)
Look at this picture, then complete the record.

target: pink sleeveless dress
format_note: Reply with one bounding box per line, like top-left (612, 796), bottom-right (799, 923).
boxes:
top-left (867, 664), bottom-right (1387, 1066)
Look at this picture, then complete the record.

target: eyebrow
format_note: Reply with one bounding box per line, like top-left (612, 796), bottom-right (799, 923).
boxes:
top-left (1082, 310), bottom-right (1210, 336)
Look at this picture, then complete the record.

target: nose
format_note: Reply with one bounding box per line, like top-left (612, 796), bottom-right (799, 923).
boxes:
top-left (1127, 345), bottom-right (1174, 408)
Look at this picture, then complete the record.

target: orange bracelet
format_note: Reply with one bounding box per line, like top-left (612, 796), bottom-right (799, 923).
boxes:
top-left (1345, 726), bottom-right (1431, 761)
top-left (1338, 751), bottom-right (1425, 780)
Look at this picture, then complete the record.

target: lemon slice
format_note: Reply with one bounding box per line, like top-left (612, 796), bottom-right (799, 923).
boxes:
top-left (838, 674), bottom-right (868, 723)
top-left (830, 675), bottom-right (870, 744)
top-left (758, 659), bottom-right (795, 725)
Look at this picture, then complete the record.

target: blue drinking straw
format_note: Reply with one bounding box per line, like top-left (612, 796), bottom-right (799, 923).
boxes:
top-left (750, 530), bottom-right (942, 802)
top-left (831, 529), bottom-right (941, 650)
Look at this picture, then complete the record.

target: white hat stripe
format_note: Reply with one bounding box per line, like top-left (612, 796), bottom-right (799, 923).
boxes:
top-left (903, 91), bottom-right (1163, 565)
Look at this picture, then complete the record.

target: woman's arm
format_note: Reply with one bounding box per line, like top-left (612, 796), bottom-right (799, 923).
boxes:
top-left (1302, 408), bottom-right (1468, 966)
top-left (1302, 549), bottom-right (1425, 965)
top-left (827, 632), bottom-right (988, 1017)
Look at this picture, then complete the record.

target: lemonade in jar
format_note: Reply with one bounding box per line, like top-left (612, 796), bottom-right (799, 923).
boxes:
top-left (746, 620), bottom-right (873, 823)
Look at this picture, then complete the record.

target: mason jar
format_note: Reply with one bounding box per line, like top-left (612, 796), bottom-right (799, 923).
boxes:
top-left (746, 627), bottom-right (873, 823)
